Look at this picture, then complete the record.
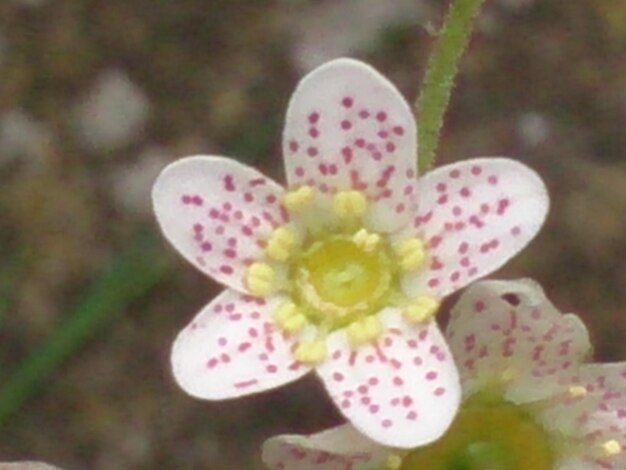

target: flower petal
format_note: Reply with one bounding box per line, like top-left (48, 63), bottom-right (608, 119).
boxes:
top-left (262, 424), bottom-right (387, 470)
top-left (537, 363), bottom-right (626, 466)
top-left (152, 155), bottom-right (287, 293)
top-left (446, 279), bottom-right (591, 403)
top-left (171, 289), bottom-right (311, 399)
top-left (402, 158), bottom-right (548, 298)
top-left (282, 58), bottom-right (418, 232)
top-left (316, 309), bottom-right (460, 448)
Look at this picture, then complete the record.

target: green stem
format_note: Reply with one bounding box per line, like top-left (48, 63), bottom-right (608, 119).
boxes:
top-left (416, 0), bottom-right (487, 172)
top-left (0, 232), bottom-right (170, 427)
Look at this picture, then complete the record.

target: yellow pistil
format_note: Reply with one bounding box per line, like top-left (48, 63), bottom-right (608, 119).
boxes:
top-left (404, 296), bottom-right (440, 323)
top-left (274, 301), bottom-right (308, 333)
top-left (332, 190), bottom-right (367, 219)
top-left (352, 228), bottom-right (381, 252)
top-left (347, 316), bottom-right (383, 346)
top-left (567, 385), bottom-right (588, 398)
top-left (384, 454), bottom-right (403, 470)
top-left (601, 439), bottom-right (622, 457)
top-left (246, 262), bottom-right (276, 296)
top-left (394, 238), bottom-right (426, 271)
top-left (294, 340), bottom-right (327, 364)
top-left (266, 226), bottom-right (299, 262)
top-left (283, 185), bottom-right (315, 211)
top-left (399, 401), bottom-right (555, 470)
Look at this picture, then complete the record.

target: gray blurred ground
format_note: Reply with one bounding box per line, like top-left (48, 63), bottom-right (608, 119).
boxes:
top-left (0, 0), bottom-right (625, 468)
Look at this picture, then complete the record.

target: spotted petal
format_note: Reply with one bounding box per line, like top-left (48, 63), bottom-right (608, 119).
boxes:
top-left (550, 389), bottom-right (626, 470)
top-left (536, 363), bottom-right (626, 467)
top-left (262, 424), bottom-right (387, 470)
top-left (171, 289), bottom-right (311, 399)
top-left (446, 279), bottom-right (590, 403)
top-left (282, 58), bottom-right (418, 232)
top-left (402, 158), bottom-right (548, 298)
top-left (316, 309), bottom-right (460, 448)
top-left (152, 156), bottom-right (287, 293)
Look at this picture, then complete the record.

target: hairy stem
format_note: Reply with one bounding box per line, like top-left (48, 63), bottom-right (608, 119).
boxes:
top-left (416, 0), bottom-right (487, 172)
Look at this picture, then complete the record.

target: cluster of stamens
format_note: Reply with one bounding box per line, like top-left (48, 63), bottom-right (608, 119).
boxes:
top-left (245, 185), bottom-right (440, 365)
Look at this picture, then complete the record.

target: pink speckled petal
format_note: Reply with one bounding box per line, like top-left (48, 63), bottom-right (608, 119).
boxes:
top-left (171, 289), bottom-right (311, 399)
top-left (446, 279), bottom-right (590, 403)
top-left (262, 424), bottom-right (387, 470)
top-left (575, 409), bottom-right (626, 470)
top-left (538, 363), bottom-right (626, 468)
top-left (283, 58), bottom-right (418, 232)
top-left (152, 156), bottom-right (288, 293)
top-left (402, 158), bottom-right (548, 298)
top-left (316, 309), bottom-right (460, 448)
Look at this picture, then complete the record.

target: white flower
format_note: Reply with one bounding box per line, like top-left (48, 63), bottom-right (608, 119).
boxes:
top-left (152, 59), bottom-right (549, 447)
top-left (263, 279), bottom-right (626, 469)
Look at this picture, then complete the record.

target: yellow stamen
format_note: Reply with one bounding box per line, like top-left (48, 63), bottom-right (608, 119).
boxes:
top-left (246, 262), bottom-right (276, 296)
top-left (383, 454), bottom-right (403, 470)
top-left (274, 301), bottom-right (307, 333)
top-left (332, 190), bottom-right (367, 219)
top-left (404, 296), bottom-right (440, 323)
top-left (347, 316), bottom-right (383, 346)
top-left (394, 238), bottom-right (426, 271)
top-left (352, 228), bottom-right (381, 252)
top-left (567, 385), bottom-right (588, 398)
top-left (266, 226), bottom-right (299, 262)
top-left (283, 185), bottom-right (314, 211)
top-left (601, 440), bottom-right (622, 457)
top-left (294, 340), bottom-right (327, 364)
top-left (500, 367), bottom-right (517, 384)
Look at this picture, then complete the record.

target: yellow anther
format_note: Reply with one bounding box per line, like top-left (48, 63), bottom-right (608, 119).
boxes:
top-left (274, 301), bottom-right (308, 333)
top-left (601, 439), bottom-right (622, 457)
top-left (275, 301), bottom-right (298, 322)
top-left (347, 316), bottom-right (383, 346)
top-left (404, 296), bottom-right (440, 323)
top-left (266, 226), bottom-right (298, 261)
top-left (294, 340), bottom-right (327, 364)
top-left (384, 454), bottom-right (403, 470)
top-left (283, 185), bottom-right (315, 211)
top-left (500, 367), bottom-right (517, 384)
top-left (394, 238), bottom-right (426, 271)
top-left (352, 228), bottom-right (381, 252)
top-left (282, 313), bottom-right (307, 332)
top-left (332, 190), bottom-right (368, 219)
top-left (246, 262), bottom-right (276, 296)
top-left (568, 385), bottom-right (588, 398)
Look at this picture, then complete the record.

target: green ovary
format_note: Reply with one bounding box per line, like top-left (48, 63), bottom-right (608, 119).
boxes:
top-left (400, 401), bottom-right (555, 470)
top-left (295, 236), bottom-right (394, 327)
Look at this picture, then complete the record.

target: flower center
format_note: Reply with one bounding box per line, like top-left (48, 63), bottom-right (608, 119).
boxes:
top-left (399, 400), bottom-right (555, 470)
top-left (245, 187), bottom-right (441, 363)
top-left (295, 234), bottom-right (394, 328)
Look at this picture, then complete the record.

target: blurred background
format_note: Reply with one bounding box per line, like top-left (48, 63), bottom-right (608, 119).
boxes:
top-left (0, 0), bottom-right (625, 468)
